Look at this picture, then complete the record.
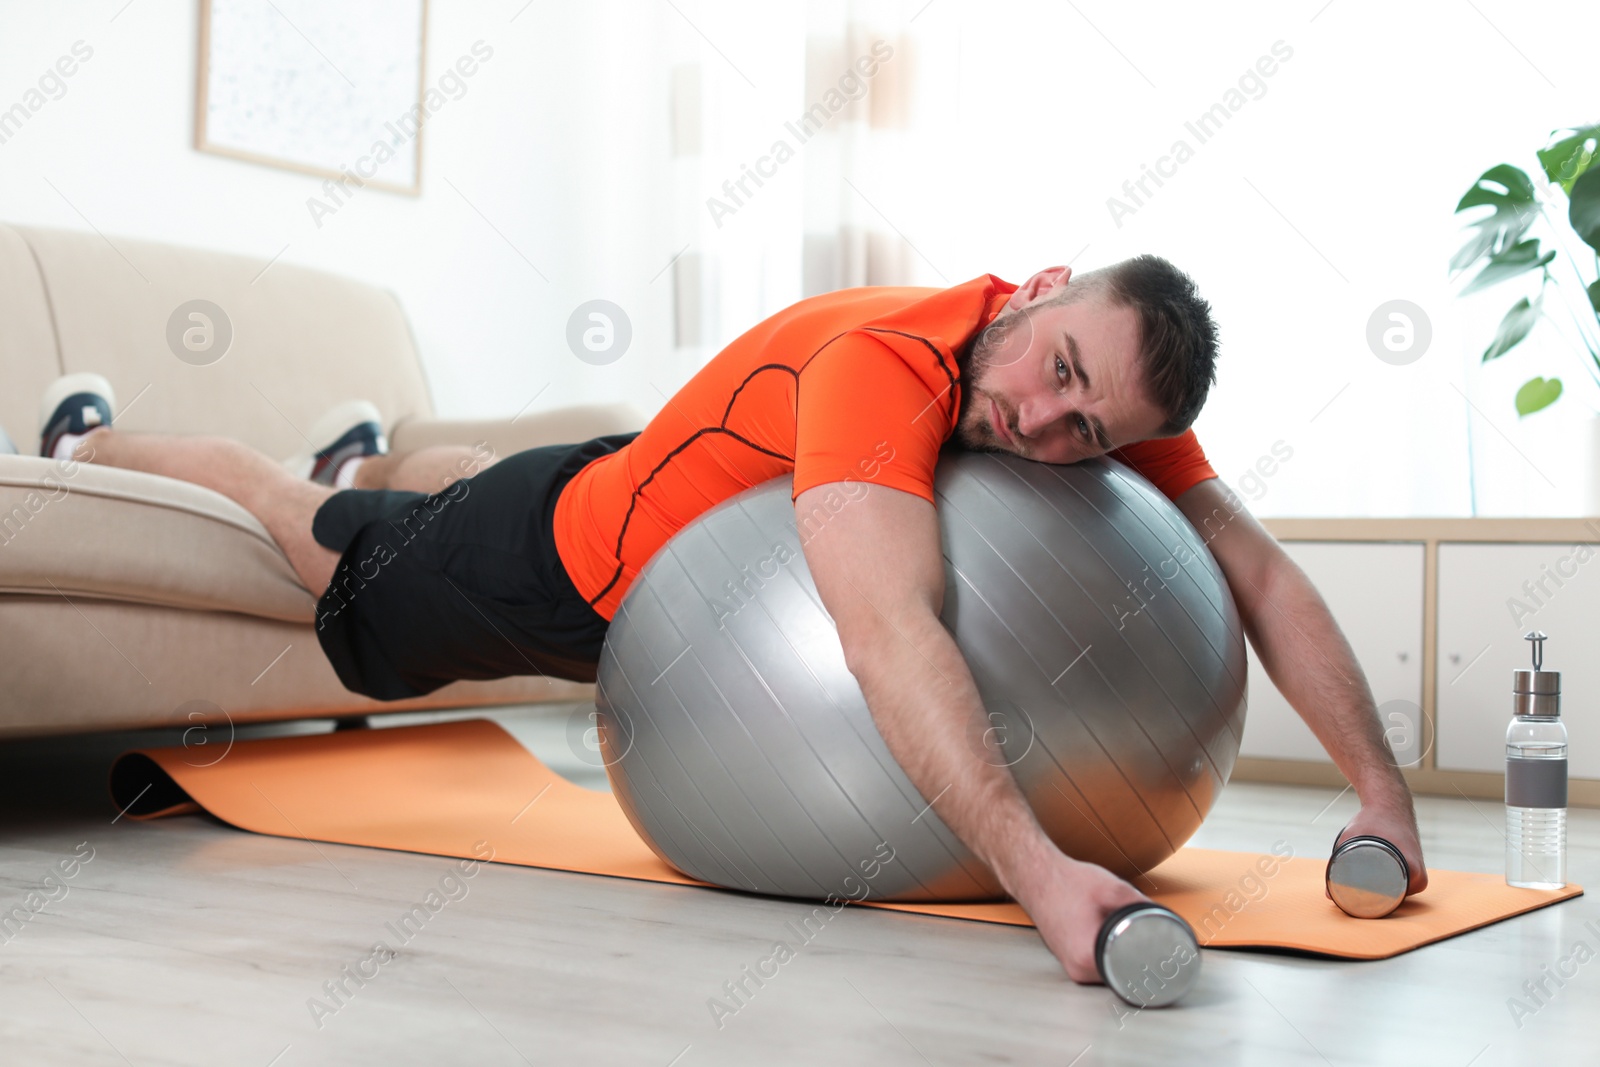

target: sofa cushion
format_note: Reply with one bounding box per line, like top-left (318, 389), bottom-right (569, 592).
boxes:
top-left (0, 455), bottom-right (315, 623)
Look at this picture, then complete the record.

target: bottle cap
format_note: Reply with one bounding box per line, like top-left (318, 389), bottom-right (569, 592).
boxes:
top-left (1513, 632), bottom-right (1560, 717)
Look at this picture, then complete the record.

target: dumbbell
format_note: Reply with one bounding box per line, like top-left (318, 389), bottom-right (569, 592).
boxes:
top-left (1325, 832), bottom-right (1410, 918)
top-left (1094, 902), bottom-right (1201, 1008)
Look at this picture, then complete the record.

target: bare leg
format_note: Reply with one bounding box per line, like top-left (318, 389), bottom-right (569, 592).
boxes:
top-left (351, 444), bottom-right (497, 494)
top-left (75, 430), bottom-right (342, 595)
top-left (76, 434), bottom-right (499, 595)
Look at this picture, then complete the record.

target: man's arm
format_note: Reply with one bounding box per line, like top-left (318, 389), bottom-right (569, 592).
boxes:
top-left (796, 480), bottom-right (1150, 983)
top-left (1174, 477), bottom-right (1429, 892)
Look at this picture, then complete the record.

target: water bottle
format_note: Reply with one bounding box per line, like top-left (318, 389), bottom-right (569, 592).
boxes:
top-left (1505, 631), bottom-right (1566, 889)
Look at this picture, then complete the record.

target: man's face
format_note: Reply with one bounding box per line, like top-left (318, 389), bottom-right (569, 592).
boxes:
top-left (955, 282), bottom-right (1168, 464)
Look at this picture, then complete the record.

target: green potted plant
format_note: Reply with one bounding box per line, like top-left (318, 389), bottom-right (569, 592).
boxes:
top-left (1452, 125), bottom-right (1600, 418)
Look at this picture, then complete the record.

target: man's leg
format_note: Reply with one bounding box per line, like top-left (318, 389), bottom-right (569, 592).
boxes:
top-left (75, 432), bottom-right (497, 595)
top-left (78, 431), bottom-right (343, 595)
top-left (350, 445), bottom-right (496, 494)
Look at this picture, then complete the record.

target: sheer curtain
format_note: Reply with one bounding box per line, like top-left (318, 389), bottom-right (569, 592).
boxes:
top-left (662, 0), bottom-right (939, 369)
top-left (797, 1), bottom-right (919, 295)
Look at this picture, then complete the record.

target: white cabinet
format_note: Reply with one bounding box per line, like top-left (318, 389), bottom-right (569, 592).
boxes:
top-left (1239, 542), bottom-right (1425, 766)
top-left (1436, 542), bottom-right (1600, 777)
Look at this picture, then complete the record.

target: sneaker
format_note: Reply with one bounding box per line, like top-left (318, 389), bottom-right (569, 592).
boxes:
top-left (39, 373), bottom-right (116, 459)
top-left (285, 400), bottom-right (388, 487)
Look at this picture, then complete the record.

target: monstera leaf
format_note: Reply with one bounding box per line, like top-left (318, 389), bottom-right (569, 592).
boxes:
top-left (1459, 238), bottom-right (1555, 295)
top-left (1482, 294), bottom-right (1543, 362)
top-left (1570, 165), bottom-right (1600, 254)
top-left (1452, 164), bottom-right (1539, 273)
top-left (1456, 128), bottom-right (1600, 423)
top-left (1537, 125), bottom-right (1600, 194)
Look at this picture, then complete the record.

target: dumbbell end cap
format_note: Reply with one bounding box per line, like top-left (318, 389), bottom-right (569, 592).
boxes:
top-left (1326, 835), bottom-right (1409, 919)
top-left (1096, 902), bottom-right (1201, 1009)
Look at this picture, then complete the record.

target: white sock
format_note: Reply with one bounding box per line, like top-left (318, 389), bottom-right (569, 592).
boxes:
top-left (52, 432), bottom-right (85, 462)
top-left (333, 455), bottom-right (367, 490)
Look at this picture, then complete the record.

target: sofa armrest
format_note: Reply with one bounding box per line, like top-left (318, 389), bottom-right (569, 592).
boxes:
top-left (388, 402), bottom-right (648, 459)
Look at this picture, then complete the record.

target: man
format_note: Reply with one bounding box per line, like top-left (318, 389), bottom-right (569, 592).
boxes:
top-left (41, 255), bottom-right (1427, 986)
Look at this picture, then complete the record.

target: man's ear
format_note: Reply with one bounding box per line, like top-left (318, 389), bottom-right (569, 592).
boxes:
top-left (1005, 266), bottom-right (1072, 310)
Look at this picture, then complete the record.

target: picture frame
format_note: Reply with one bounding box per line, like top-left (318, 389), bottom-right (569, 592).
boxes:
top-left (195, 0), bottom-right (429, 196)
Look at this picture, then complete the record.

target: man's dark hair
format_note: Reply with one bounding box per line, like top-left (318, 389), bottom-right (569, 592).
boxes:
top-left (1044, 254), bottom-right (1219, 436)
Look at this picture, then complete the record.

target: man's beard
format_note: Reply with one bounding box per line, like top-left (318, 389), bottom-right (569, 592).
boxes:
top-left (952, 304), bottom-right (1029, 455)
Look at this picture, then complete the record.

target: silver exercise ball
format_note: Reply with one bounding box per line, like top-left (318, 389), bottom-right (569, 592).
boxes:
top-left (595, 451), bottom-right (1247, 903)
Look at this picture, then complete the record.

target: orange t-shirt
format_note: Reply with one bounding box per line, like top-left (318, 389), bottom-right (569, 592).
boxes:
top-left (554, 274), bottom-right (1217, 620)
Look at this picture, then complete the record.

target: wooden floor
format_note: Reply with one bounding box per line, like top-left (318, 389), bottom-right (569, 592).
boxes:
top-left (0, 703), bottom-right (1594, 1066)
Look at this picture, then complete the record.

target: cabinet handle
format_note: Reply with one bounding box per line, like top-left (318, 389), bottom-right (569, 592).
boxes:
top-left (1398, 652), bottom-right (1409, 663)
top-left (1448, 653), bottom-right (1461, 664)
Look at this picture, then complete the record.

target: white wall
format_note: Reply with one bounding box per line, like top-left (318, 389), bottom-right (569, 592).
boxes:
top-left (2, 0), bottom-right (1596, 517)
top-left (893, 0), bottom-right (1599, 518)
top-left (0, 0), bottom-right (698, 421)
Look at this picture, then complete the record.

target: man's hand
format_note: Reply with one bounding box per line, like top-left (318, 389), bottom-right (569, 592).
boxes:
top-left (1330, 794), bottom-right (1430, 897)
top-left (1016, 851), bottom-right (1152, 983)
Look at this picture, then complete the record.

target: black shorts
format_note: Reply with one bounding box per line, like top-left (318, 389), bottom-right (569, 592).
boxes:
top-left (310, 433), bottom-right (638, 701)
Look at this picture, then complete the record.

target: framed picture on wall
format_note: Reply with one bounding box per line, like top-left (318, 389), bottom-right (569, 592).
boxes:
top-left (195, 0), bottom-right (429, 195)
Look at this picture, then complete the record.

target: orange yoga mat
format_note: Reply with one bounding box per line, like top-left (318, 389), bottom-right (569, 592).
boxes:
top-left (108, 719), bottom-right (1581, 959)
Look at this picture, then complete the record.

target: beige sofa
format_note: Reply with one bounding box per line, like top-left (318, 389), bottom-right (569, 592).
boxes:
top-left (0, 223), bottom-right (642, 738)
